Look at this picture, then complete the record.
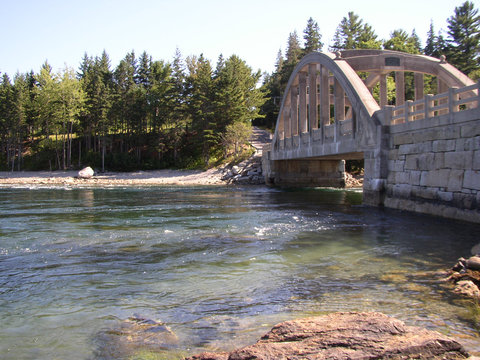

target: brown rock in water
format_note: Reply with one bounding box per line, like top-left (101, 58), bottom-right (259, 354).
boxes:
top-left (95, 316), bottom-right (178, 359)
top-left (185, 312), bottom-right (469, 360)
top-left (454, 280), bottom-right (480, 299)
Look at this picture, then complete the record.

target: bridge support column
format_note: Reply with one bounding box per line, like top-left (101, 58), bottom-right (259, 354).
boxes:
top-left (362, 123), bottom-right (389, 207)
top-left (299, 72), bottom-right (308, 133)
top-left (291, 86), bottom-right (298, 136)
top-left (268, 159), bottom-right (346, 188)
top-left (308, 64), bottom-right (318, 130)
top-left (395, 71), bottom-right (405, 106)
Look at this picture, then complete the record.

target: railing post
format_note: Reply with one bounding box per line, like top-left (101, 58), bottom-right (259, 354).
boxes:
top-left (334, 119), bottom-right (340, 142)
top-left (448, 87), bottom-right (459, 123)
top-left (425, 94), bottom-right (433, 119)
top-left (448, 87), bottom-right (459, 113)
top-left (383, 105), bottom-right (394, 126)
top-left (406, 100), bottom-right (413, 122)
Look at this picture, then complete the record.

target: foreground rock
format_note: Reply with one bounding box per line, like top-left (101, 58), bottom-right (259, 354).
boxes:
top-left (186, 312), bottom-right (469, 360)
top-left (447, 255), bottom-right (480, 300)
top-left (95, 316), bottom-right (178, 359)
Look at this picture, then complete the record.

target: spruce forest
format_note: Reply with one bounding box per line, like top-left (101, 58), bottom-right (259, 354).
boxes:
top-left (1, 2), bottom-right (479, 172)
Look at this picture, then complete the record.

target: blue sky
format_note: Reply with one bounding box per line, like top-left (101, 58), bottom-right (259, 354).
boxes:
top-left (0, 0), bottom-right (471, 77)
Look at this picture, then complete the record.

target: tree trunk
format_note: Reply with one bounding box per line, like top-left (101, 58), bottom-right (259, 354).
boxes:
top-left (101, 138), bottom-right (105, 173)
top-left (55, 132), bottom-right (61, 170)
top-left (78, 140), bottom-right (81, 168)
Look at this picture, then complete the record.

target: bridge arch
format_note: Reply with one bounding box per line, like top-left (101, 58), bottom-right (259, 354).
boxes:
top-left (263, 50), bottom-right (480, 222)
top-left (339, 49), bottom-right (474, 109)
top-left (272, 51), bottom-right (381, 160)
top-left (267, 51), bottom-right (386, 189)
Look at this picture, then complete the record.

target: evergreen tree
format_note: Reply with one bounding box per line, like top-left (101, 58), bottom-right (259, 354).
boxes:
top-left (258, 49), bottom-right (284, 129)
top-left (0, 74), bottom-right (15, 169)
top-left (445, 1), bottom-right (480, 75)
top-left (185, 54), bottom-right (216, 166)
top-left (424, 22), bottom-right (449, 65)
top-left (167, 48), bottom-right (188, 164)
top-left (303, 17), bottom-right (323, 54)
top-left (214, 55), bottom-right (265, 132)
top-left (57, 66), bottom-right (85, 169)
top-left (383, 29), bottom-right (421, 54)
top-left (331, 12), bottom-right (382, 50)
top-left (424, 21), bottom-right (439, 56)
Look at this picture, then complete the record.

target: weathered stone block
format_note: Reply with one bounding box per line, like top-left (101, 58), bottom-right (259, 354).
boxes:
top-left (388, 149), bottom-right (399, 160)
top-left (461, 122), bottom-right (480, 138)
top-left (456, 138), bottom-right (475, 151)
top-left (474, 150), bottom-right (480, 170)
top-left (432, 139), bottom-right (456, 152)
top-left (405, 153), bottom-right (435, 171)
top-left (410, 171), bottom-right (421, 185)
top-left (405, 155), bottom-right (418, 170)
top-left (392, 184), bottom-right (412, 198)
top-left (444, 151), bottom-right (473, 170)
top-left (464, 170), bottom-right (480, 191)
top-left (392, 132), bottom-right (413, 145)
top-left (474, 136), bottom-right (480, 150)
top-left (412, 129), bottom-right (437, 143)
top-left (453, 192), bottom-right (476, 210)
top-left (444, 126), bottom-right (461, 140)
top-left (387, 172), bottom-right (396, 183)
top-left (398, 142), bottom-right (431, 155)
top-left (438, 191), bottom-right (454, 202)
top-left (448, 170), bottom-right (464, 192)
top-left (412, 185), bottom-right (437, 200)
top-left (388, 160), bottom-right (404, 172)
top-left (434, 153), bottom-right (445, 169)
top-left (420, 169), bottom-right (451, 188)
top-left (395, 171), bottom-right (410, 184)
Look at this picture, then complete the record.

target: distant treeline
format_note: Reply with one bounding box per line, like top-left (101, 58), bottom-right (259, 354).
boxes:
top-left (0, 49), bottom-right (265, 171)
top-left (0, 1), bottom-right (478, 172)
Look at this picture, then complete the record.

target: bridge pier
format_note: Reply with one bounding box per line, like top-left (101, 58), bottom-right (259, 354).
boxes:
top-left (264, 159), bottom-right (346, 188)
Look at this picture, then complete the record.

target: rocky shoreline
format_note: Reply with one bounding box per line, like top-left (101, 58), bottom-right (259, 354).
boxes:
top-left (0, 165), bottom-right (363, 188)
top-left (447, 254), bottom-right (480, 300)
top-left (99, 312), bottom-right (474, 359)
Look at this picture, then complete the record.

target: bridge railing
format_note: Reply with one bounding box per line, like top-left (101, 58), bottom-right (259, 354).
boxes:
top-left (386, 81), bottom-right (480, 125)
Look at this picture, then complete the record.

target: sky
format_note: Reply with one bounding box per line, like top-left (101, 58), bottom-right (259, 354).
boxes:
top-left (0, 0), bottom-right (474, 78)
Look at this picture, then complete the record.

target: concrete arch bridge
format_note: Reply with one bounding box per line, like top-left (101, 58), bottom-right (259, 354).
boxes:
top-left (262, 50), bottom-right (480, 222)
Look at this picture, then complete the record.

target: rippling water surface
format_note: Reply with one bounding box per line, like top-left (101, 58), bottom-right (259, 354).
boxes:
top-left (0, 185), bottom-right (479, 359)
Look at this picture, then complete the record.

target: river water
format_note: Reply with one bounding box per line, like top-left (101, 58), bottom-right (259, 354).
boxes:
top-left (0, 185), bottom-right (479, 359)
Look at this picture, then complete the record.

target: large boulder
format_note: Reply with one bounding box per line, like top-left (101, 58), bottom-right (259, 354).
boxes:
top-left (78, 166), bottom-right (94, 179)
top-left (186, 312), bottom-right (469, 360)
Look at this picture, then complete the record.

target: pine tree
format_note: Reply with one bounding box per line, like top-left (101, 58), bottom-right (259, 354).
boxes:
top-left (185, 54), bottom-right (216, 166)
top-left (383, 29), bottom-right (421, 54)
top-left (58, 67), bottom-right (85, 169)
top-left (303, 17), bottom-right (323, 54)
top-left (285, 31), bottom-right (302, 64)
top-left (445, 1), bottom-right (480, 75)
top-left (331, 12), bottom-right (381, 50)
top-left (424, 21), bottom-right (437, 56)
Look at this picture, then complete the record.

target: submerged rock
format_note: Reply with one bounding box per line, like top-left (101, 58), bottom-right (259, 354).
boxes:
top-left (95, 316), bottom-right (178, 359)
top-left (185, 312), bottom-right (469, 360)
top-left (78, 166), bottom-right (94, 179)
